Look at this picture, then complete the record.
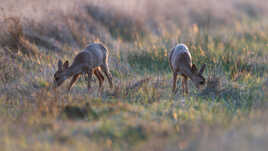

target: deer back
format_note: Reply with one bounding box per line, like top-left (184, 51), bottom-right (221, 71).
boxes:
top-left (169, 44), bottom-right (192, 74)
top-left (73, 43), bottom-right (107, 68)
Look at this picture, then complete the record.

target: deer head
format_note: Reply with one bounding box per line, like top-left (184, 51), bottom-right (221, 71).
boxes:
top-left (53, 60), bottom-right (69, 88)
top-left (191, 64), bottom-right (206, 89)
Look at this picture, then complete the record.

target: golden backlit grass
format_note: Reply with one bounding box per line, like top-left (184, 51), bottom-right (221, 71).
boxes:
top-left (0, 0), bottom-right (268, 150)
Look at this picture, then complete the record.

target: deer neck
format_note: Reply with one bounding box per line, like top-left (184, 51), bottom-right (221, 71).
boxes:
top-left (64, 64), bottom-right (83, 77)
top-left (183, 68), bottom-right (195, 80)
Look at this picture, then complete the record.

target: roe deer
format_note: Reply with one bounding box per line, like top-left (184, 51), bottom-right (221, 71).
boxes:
top-left (53, 43), bottom-right (113, 93)
top-left (169, 43), bottom-right (206, 94)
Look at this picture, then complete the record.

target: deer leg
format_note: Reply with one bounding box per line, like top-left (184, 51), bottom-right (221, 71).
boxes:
top-left (182, 75), bottom-right (188, 95)
top-left (101, 64), bottom-right (113, 89)
top-left (87, 70), bottom-right (93, 92)
top-left (67, 74), bottom-right (80, 92)
top-left (184, 76), bottom-right (188, 94)
top-left (181, 76), bottom-right (185, 94)
top-left (94, 68), bottom-right (104, 93)
top-left (172, 72), bottom-right (178, 93)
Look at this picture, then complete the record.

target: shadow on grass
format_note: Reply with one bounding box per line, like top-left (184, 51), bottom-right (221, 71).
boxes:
top-left (90, 124), bottom-right (147, 147)
top-left (61, 103), bottom-right (98, 120)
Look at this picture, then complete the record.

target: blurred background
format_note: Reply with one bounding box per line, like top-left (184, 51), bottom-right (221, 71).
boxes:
top-left (0, 0), bottom-right (268, 151)
top-left (1, 0), bottom-right (268, 48)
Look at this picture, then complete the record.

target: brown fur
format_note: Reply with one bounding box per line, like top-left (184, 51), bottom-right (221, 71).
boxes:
top-left (53, 43), bottom-right (113, 94)
top-left (169, 44), bottom-right (206, 94)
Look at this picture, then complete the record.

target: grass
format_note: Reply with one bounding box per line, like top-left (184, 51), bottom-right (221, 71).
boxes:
top-left (0, 0), bottom-right (268, 150)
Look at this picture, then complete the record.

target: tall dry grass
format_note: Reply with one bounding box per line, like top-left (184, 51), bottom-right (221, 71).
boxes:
top-left (0, 0), bottom-right (268, 151)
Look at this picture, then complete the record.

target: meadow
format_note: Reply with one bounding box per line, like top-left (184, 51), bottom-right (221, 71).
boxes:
top-left (0, 0), bottom-right (268, 150)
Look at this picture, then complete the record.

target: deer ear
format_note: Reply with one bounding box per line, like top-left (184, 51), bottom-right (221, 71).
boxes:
top-left (63, 61), bottom-right (69, 70)
top-left (192, 64), bottom-right (197, 72)
top-left (58, 60), bottom-right (63, 71)
top-left (199, 64), bottom-right (206, 74)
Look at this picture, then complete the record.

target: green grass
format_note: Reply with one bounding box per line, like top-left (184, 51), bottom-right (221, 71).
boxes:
top-left (0, 0), bottom-right (268, 150)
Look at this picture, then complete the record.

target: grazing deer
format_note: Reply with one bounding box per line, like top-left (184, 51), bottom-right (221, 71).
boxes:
top-left (53, 43), bottom-right (113, 93)
top-left (169, 43), bottom-right (206, 94)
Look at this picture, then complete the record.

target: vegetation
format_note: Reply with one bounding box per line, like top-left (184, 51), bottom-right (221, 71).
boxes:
top-left (0, 0), bottom-right (268, 150)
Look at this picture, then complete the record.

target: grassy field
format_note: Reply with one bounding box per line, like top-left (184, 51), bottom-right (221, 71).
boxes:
top-left (0, 0), bottom-right (268, 150)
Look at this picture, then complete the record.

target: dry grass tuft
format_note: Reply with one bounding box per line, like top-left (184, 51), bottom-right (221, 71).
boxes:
top-left (0, 52), bottom-right (22, 83)
top-left (0, 0), bottom-right (267, 150)
top-left (0, 17), bottom-right (39, 56)
top-left (125, 77), bottom-right (151, 96)
top-left (200, 76), bottom-right (222, 96)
